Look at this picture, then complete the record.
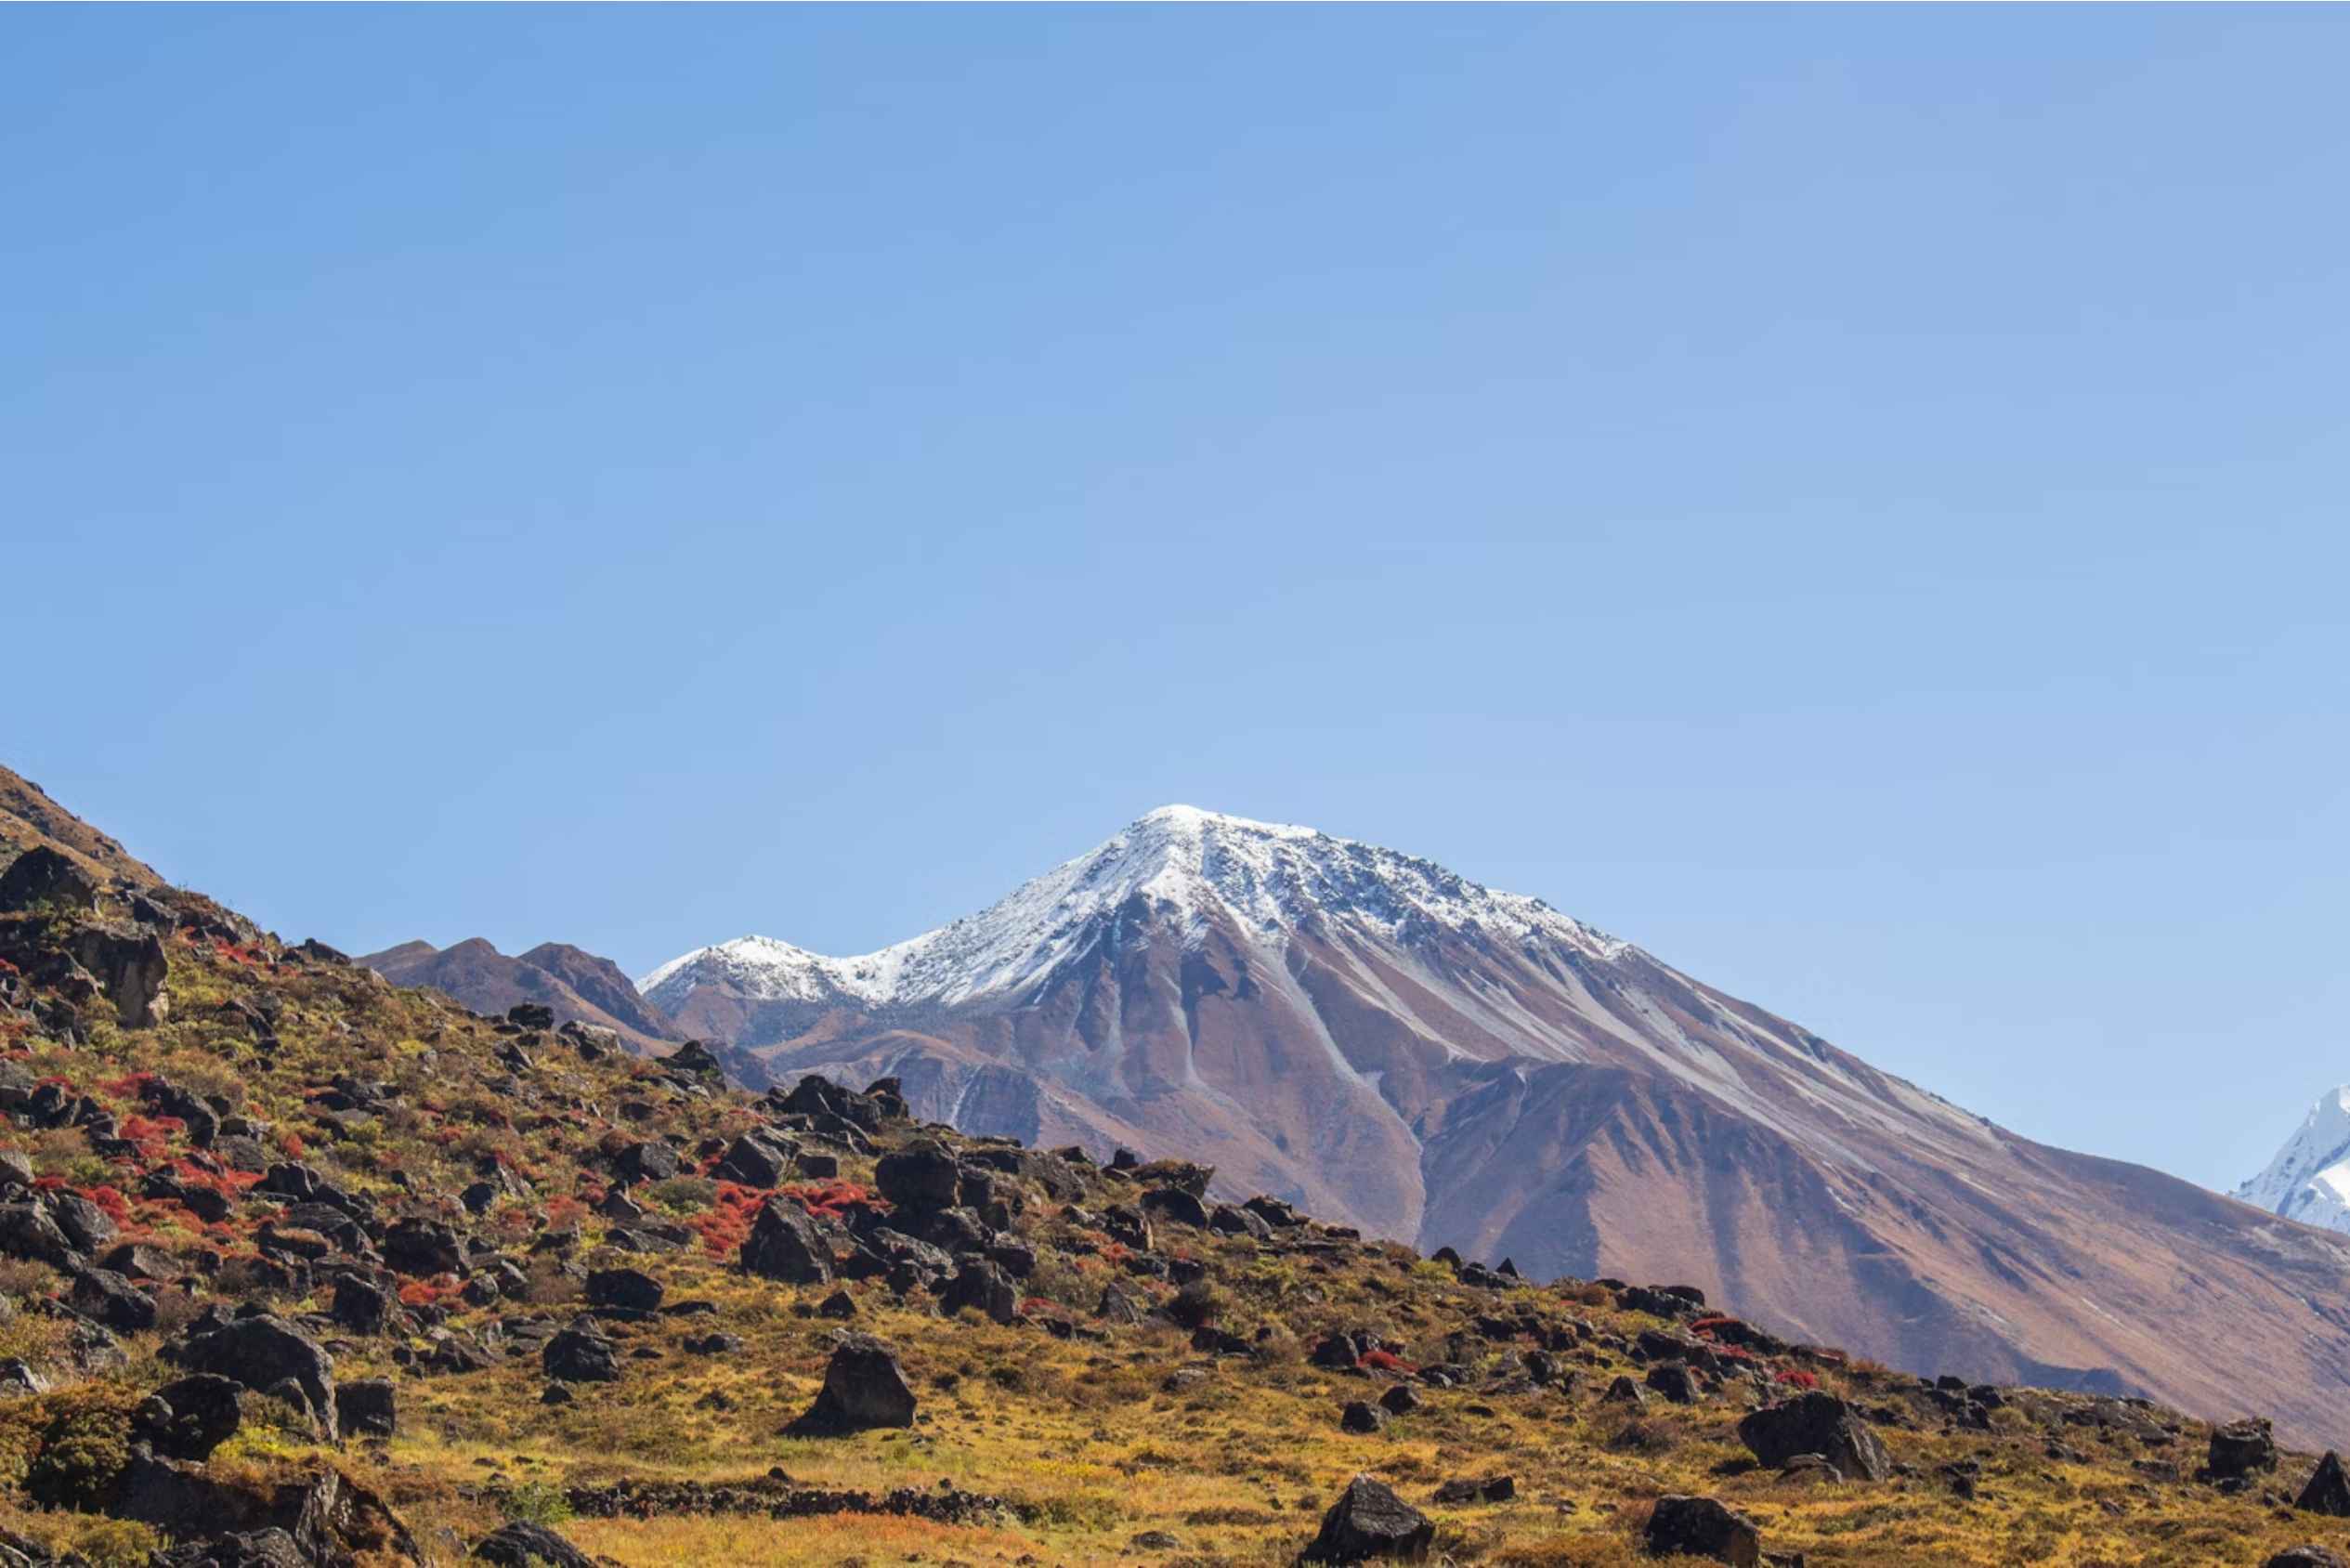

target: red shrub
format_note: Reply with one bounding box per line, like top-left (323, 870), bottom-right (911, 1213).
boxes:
top-left (778, 1181), bottom-right (882, 1221)
top-left (398, 1274), bottom-right (463, 1307)
top-left (98, 1071), bottom-right (155, 1099)
top-left (1690, 1314), bottom-right (1738, 1336)
top-left (1360, 1349), bottom-right (1419, 1374)
top-left (171, 1160), bottom-right (264, 1196)
top-left (1775, 1368), bottom-right (1820, 1390)
top-left (80, 1186), bottom-right (132, 1225)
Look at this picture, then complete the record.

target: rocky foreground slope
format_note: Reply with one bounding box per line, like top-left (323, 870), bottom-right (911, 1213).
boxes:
top-left (0, 777), bottom-right (2348, 1564)
top-left (644, 806), bottom-right (2350, 1451)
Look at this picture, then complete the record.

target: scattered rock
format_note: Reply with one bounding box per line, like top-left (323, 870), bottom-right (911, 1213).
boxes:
top-left (1643, 1495), bottom-right (1761, 1565)
top-left (1430, 1475), bottom-right (1514, 1504)
top-left (741, 1198), bottom-right (833, 1285)
top-left (542, 1323), bottom-right (620, 1383)
top-left (586, 1267), bottom-right (664, 1313)
top-left (135, 1374), bottom-right (243, 1461)
top-left (0, 846), bottom-right (98, 914)
top-left (337, 1378), bottom-right (398, 1438)
top-left (169, 1312), bottom-right (338, 1439)
top-left (790, 1334), bottom-right (917, 1434)
top-left (1302, 1474), bottom-right (1435, 1562)
top-left (1737, 1392), bottom-right (1889, 1483)
top-left (1339, 1400), bottom-right (1387, 1434)
top-left (473, 1520), bottom-right (596, 1567)
top-left (2207, 1417), bottom-right (2278, 1483)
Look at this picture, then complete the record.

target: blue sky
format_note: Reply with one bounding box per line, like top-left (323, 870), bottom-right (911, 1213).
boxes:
top-left (7, 8), bottom-right (2345, 1192)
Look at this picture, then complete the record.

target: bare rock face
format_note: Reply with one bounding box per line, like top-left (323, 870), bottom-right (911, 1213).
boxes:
top-left (168, 1311), bottom-right (337, 1440)
top-left (1301, 1474), bottom-right (1433, 1562)
top-left (2296, 1451), bottom-right (2350, 1517)
top-left (1736, 1392), bottom-right (1890, 1483)
top-left (2208, 1417), bottom-right (2278, 1483)
top-left (741, 1198), bottom-right (833, 1285)
top-left (1643, 1495), bottom-right (1761, 1565)
top-left (0, 846), bottom-right (98, 914)
top-left (790, 1334), bottom-right (916, 1434)
top-left (64, 923), bottom-right (169, 1026)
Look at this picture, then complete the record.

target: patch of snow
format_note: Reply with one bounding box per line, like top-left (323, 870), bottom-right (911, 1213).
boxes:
top-left (2238, 1085), bottom-right (2350, 1235)
top-left (640, 804), bottom-right (1634, 1013)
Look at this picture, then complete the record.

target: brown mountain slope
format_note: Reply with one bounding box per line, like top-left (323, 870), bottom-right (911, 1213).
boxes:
top-left (644, 805), bottom-right (2350, 1448)
top-left (359, 936), bottom-right (684, 1052)
top-left (0, 763), bottom-right (162, 886)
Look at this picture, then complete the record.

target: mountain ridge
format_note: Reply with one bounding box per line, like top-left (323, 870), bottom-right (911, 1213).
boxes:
top-left (642, 803), bottom-right (2350, 1448)
top-left (360, 935), bottom-right (685, 1053)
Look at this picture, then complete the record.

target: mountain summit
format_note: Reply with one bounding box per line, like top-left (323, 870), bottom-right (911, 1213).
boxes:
top-left (642, 806), bottom-right (2350, 1446)
top-left (641, 805), bottom-right (1624, 1013)
top-left (2238, 1084), bottom-right (2350, 1233)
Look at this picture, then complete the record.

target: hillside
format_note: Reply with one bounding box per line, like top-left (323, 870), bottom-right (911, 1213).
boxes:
top-left (0, 766), bottom-right (161, 889)
top-left (358, 939), bottom-right (684, 1055)
top-left (4, 782), bottom-right (2350, 1566)
top-left (643, 805), bottom-right (2350, 1452)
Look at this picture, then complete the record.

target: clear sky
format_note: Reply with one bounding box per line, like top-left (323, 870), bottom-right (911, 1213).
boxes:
top-left (7, 8), bottom-right (2345, 1193)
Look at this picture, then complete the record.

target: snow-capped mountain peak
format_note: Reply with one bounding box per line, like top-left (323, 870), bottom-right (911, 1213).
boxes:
top-left (637, 805), bottom-right (1629, 1014)
top-left (2236, 1084), bottom-right (2350, 1233)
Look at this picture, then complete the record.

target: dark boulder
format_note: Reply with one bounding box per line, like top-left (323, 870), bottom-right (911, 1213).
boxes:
top-left (1339, 1400), bottom-right (1388, 1434)
top-left (0, 1203), bottom-right (82, 1269)
top-left (1431, 1475), bottom-right (1514, 1505)
top-left (2299, 1451), bottom-right (2350, 1517)
top-left (0, 846), bottom-right (99, 914)
top-left (330, 1275), bottom-right (406, 1336)
top-left (1644, 1362), bottom-right (1700, 1405)
top-left (1302, 1474), bottom-right (1434, 1562)
top-left (336, 1378), bottom-right (398, 1438)
top-left (611, 1141), bottom-right (683, 1185)
top-left (586, 1267), bottom-right (664, 1313)
top-left (941, 1260), bottom-right (1018, 1326)
top-left (712, 1130), bottom-right (797, 1188)
top-left (740, 1198), bottom-right (833, 1285)
top-left (1140, 1186), bottom-right (1208, 1228)
top-left (1643, 1495), bottom-right (1760, 1565)
top-left (542, 1323), bottom-right (620, 1383)
top-left (1737, 1392), bottom-right (1889, 1482)
top-left (875, 1140), bottom-right (964, 1213)
top-left (1378, 1383), bottom-right (1422, 1417)
top-left (505, 1002), bottom-right (555, 1031)
top-left (70, 1266), bottom-right (156, 1332)
top-left (790, 1334), bottom-right (917, 1433)
top-left (1601, 1374), bottom-right (1648, 1407)
top-left (383, 1218), bottom-right (464, 1277)
top-left (2208, 1417), bottom-right (2278, 1483)
top-left (169, 1312), bottom-right (338, 1439)
top-left (49, 1191), bottom-right (117, 1254)
top-left (136, 1374), bottom-right (243, 1461)
top-left (2268, 1552), bottom-right (2350, 1568)
top-left (474, 1521), bottom-right (596, 1567)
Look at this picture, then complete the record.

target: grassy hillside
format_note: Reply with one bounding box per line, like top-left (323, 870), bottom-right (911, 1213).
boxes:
top-left (0, 809), bottom-right (2343, 1566)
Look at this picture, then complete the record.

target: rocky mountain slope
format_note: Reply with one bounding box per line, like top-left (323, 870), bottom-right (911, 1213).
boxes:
top-left (2, 774), bottom-right (2350, 1564)
top-left (645, 805), bottom-right (2350, 1450)
top-left (359, 939), bottom-right (684, 1055)
top-left (1, 767), bottom-right (161, 887)
top-left (2239, 1087), bottom-right (2350, 1234)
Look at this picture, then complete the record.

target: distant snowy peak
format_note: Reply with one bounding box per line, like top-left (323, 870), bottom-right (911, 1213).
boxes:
top-left (638, 804), bottom-right (1632, 1013)
top-left (2236, 1085), bottom-right (2350, 1233)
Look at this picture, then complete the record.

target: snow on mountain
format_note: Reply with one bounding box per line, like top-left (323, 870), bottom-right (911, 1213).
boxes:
top-left (638, 804), bottom-right (1630, 1014)
top-left (2236, 1085), bottom-right (2350, 1233)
